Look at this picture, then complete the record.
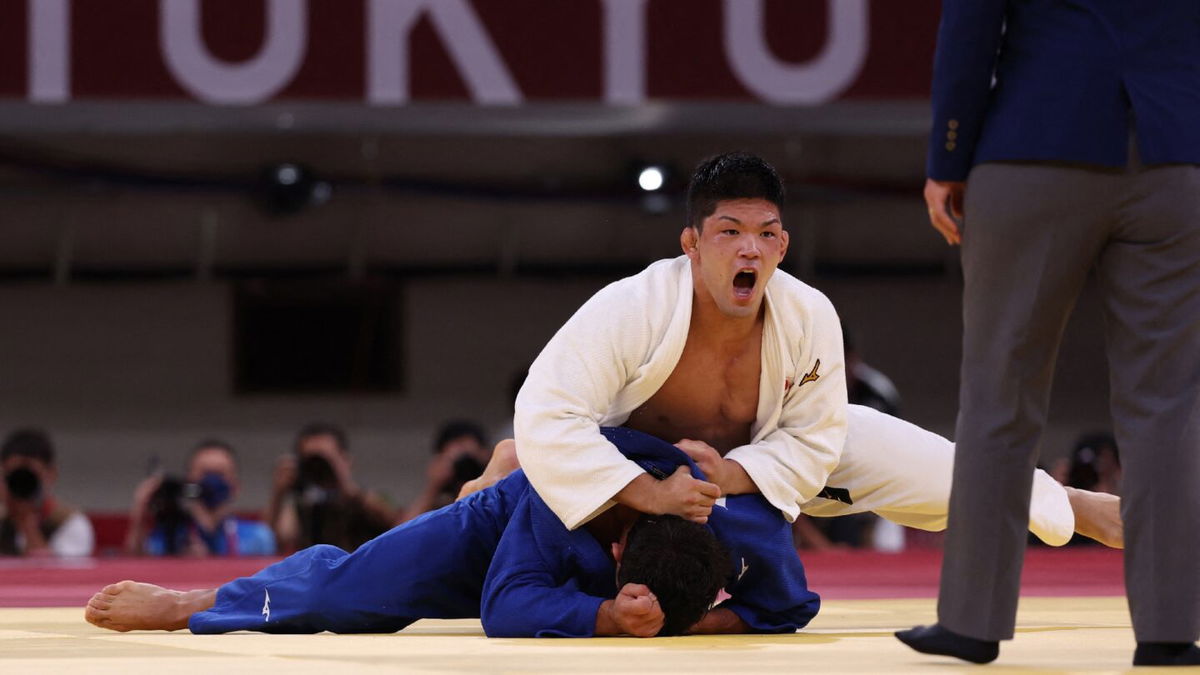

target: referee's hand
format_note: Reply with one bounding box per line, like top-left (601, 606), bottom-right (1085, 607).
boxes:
top-left (924, 178), bottom-right (965, 245)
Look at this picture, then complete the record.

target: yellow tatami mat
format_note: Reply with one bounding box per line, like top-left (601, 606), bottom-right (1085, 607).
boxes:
top-left (1, 596), bottom-right (1164, 674)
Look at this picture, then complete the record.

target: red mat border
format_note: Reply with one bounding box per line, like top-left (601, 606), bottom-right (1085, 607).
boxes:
top-left (0, 547), bottom-right (1123, 608)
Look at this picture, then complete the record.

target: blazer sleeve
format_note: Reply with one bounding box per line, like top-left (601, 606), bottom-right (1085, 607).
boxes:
top-left (480, 497), bottom-right (608, 638)
top-left (927, 0), bottom-right (1008, 181)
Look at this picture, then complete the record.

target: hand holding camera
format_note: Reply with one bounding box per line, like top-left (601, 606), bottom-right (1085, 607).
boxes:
top-left (291, 445), bottom-right (358, 506)
top-left (3, 462), bottom-right (52, 555)
top-left (4, 467), bottom-right (42, 532)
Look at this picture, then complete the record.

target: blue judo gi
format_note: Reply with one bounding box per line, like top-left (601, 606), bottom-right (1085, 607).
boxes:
top-left (188, 427), bottom-right (820, 637)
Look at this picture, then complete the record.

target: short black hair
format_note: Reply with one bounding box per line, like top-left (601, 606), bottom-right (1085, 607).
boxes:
top-left (188, 438), bottom-right (238, 468)
top-left (295, 422), bottom-right (349, 454)
top-left (618, 514), bottom-right (730, 636)
top-left (685, 152), bottom-right (785, 231)
top-left (1, 428), bottom-right (55, 466)
top-left (433, 419), bottom-right (489, 455)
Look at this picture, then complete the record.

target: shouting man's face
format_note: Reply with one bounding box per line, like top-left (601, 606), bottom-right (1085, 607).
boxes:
top-left (684, 198), bottom-right (788, 319)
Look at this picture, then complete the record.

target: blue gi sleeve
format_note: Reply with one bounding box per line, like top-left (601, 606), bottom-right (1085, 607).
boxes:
top-left (710, 494), bottom-right (821, 633)
top-left (480, 494), bottom-right (615, 638)
top-left (927, 0), bottom-right (1008, 180)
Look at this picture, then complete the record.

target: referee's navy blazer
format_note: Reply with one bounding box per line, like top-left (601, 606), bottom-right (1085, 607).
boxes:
top-left (928, 0), bottom-right (1200, 181)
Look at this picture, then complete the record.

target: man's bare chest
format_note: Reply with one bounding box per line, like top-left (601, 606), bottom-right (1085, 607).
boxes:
top-left (624, 341), bottom-right (761, 453)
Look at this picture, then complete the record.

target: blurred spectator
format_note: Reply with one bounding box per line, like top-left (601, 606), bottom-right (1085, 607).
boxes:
top-left (0, 428), bottom-right (94, 557)
top-left (266, 422), bottom-right (395, 553)
top-left (1045, 456), bottom-right (1071, 486)
top-left (493, 366), bottom-right (530, 441)
top-left (794, 328), bottom-right (903, 551)
top-left (399, 420), bottom-right (491, 523)
top-left (125, 439), bottom-right (274, 557)
top-left (1065, 432), bottom-right (1121, 496)
top-left (845, 327), bottom-right (902, 417)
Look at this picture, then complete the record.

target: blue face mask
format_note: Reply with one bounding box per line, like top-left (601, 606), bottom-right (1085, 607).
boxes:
top-left (197, 472), bottom-right (232, 509)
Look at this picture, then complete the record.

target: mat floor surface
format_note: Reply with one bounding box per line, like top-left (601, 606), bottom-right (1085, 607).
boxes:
top-left (1, 548), bottom-right (1156, 674)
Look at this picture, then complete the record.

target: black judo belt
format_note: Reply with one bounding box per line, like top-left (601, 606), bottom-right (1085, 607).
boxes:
top-left (816, 486), bottom-right (853, 505)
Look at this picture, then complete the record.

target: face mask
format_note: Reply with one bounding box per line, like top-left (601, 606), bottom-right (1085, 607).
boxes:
top-left (197, 472), bottom-right (232, 509)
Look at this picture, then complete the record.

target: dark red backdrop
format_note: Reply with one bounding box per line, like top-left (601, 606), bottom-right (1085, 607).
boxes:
top-left (0, 0), bottom-right (938, 103)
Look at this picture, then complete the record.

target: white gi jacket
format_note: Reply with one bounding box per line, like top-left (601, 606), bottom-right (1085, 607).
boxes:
top-left (514, 256), bottom-right (846, 529)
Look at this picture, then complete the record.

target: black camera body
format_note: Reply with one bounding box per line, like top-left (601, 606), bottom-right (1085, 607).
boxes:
top-left (294, 453), bottom-right (338, 506)
top-left (148, 476), bottom-right (202, 554)
top-left (451, 454), bottom-right (486, 487)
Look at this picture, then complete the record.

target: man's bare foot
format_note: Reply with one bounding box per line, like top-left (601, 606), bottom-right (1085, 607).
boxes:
top-left (84, 580), bottom-right (216, 632)
top-left (458, 439), bottom-right (521, 499)
top-left (1066, 486), bottom-right (1123, 549)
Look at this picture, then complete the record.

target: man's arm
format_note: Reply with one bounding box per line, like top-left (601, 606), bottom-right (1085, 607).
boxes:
top-left (926, 0), bottom-right (1007, 183)
top-left (461, 436), bottom-right (721, 527)
top-left (688, 608), bottom-right (750, 635)
top-left (674, 440), bottom-right (756, 496)
top-left (264, 455), bottom-right (298, 552)
top-left (124, 473), bottom-right (161, 555)
top-left (480, 497), bottom-right (624, 638)
top-left (924, 0), bottom-right (1007, 243)
top-left (515, 264), bottom-right (718, 529)
top-left (594, 583), bottom-right (666, 637)
top-left (613, 468), bottom-right (721, 524)
top-left (9, 499), bottom-right (50, 556)
top-left (723, 290), bottom-right (848, 520)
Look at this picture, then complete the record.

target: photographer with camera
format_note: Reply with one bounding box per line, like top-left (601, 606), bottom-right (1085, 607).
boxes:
top-left (124, 440), bottom-right (274, 557)
top-left (0, 428), bottom-right (94, 557)
top-left (398, 420), bottom-right (492, 524)
top-left (265, 423), bottom-right (395, 554)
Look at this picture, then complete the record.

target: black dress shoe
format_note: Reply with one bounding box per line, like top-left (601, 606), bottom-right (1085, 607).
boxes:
top-left (895, 623), bottom-right (999, 664)
top-left (1133, 642), bottom-right (1200, 666)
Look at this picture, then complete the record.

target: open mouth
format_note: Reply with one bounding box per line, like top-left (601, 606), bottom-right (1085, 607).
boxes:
top-left (732, 269), bottom-right (757, 298)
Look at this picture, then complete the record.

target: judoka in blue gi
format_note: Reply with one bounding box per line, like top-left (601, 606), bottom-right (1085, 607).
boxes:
top-left (85, 427), bottom-right (820, 638)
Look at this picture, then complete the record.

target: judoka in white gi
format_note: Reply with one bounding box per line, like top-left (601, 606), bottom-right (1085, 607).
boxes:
top-left (513, 153), bottom-right (1120, 606)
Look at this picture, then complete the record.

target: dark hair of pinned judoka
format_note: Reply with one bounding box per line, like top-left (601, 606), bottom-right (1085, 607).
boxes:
top-left (685, 152), bottom-right (785, 232)
top-left (618, 514), bottom-right (731, 636)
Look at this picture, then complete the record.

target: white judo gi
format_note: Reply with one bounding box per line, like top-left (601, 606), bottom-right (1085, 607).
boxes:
top-left (515, 256), bottom-right (1074, 544)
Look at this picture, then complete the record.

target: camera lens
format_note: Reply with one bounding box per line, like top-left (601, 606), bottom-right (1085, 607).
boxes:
top-left (4, 468), bottom-right (41, 501)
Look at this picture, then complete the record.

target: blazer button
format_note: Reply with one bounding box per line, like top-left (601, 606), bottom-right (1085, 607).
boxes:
top-left (948, 119), bottom-right (959, 130)
top-left (945, 141), bottom-right (957, 151)
top-left (947, 131), bottom-right (958, 140)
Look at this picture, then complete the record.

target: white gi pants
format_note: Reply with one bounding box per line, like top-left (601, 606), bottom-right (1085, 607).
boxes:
top-left (799, 405), bottom-right (1074, 546)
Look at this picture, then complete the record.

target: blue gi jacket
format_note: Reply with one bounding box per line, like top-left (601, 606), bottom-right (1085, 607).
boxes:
top-left (190, 428), bottom-right (819, 637)
top-left (929, 0), bottom-right (1200, 181)
top-left (481, 427), bottom-right (820, 637)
